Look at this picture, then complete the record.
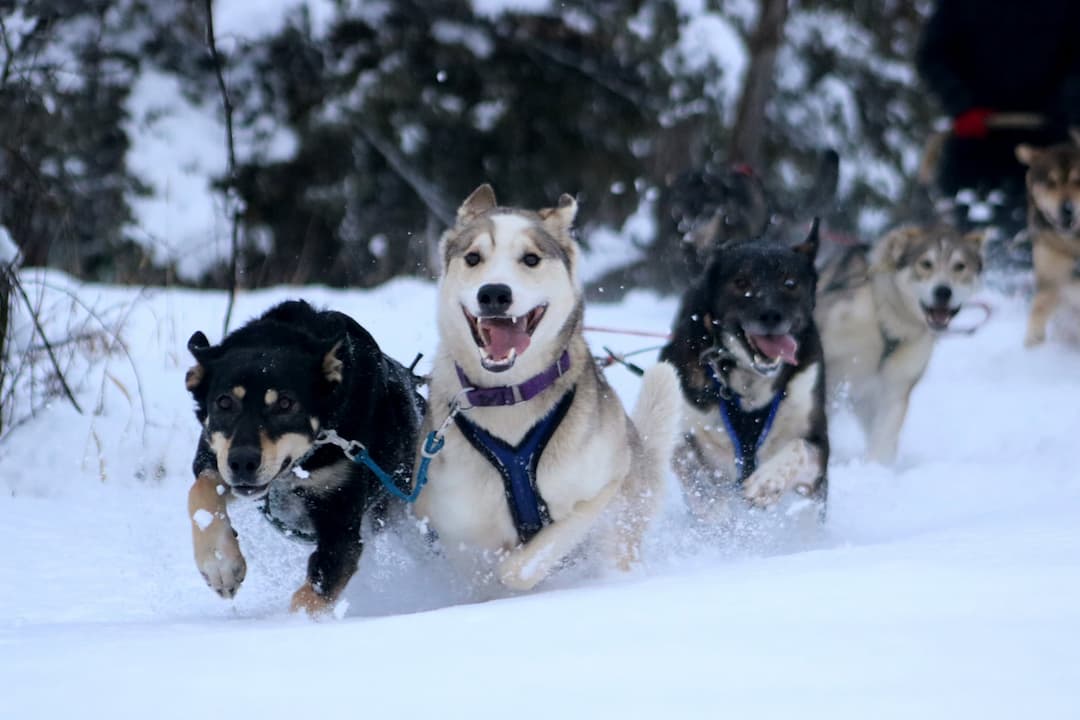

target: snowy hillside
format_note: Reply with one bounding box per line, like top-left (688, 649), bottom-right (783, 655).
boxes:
top-left (2, 273), bottom-right (1078, 718)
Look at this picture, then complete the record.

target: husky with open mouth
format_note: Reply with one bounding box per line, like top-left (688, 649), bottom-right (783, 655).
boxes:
top-left (660, 222), bottom-right (828, 521)
top-left (1016, 133), bottom-right (1080, 347)
top-left (815, 223), bottom-right (984, 463)
top-left (414, 184), bottom-right (680, 590)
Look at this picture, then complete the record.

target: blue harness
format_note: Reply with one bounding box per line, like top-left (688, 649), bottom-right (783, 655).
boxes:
top-left (453, 389), bottom-right (575, 543)
top-left (706, 365), bottom-right (783, 482)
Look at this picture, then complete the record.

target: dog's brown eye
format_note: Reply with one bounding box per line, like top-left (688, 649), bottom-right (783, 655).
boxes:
top-left (733, 277), bottom-right (751, 294)
top-left (783, 277), bottom-right (798, 290)
top-left (952, 262), bottom-right (966, 273)
top-left (522, 253), bottom-right (540, 267)
top-left (216, 395), bottom-right (234, 411)
top-left (464, 252), bottom-right (481, 267)
top-left (919, 258), bottom-right (934, 271)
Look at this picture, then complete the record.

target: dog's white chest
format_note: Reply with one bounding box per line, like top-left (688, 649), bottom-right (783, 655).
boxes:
top-left (414, 400), bottom-right (619, 553)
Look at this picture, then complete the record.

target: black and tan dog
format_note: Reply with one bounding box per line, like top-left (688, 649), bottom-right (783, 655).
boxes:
top-left (660, 221), bottom-right (828, 520)
top-left (1016, 132), bottom-right (1080, 347)
top-left (185, 300), bottom-right (422, 614)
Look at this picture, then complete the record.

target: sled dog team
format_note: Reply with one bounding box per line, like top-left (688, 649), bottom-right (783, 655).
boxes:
top-left (186, 134), bottom-right (1080, 614)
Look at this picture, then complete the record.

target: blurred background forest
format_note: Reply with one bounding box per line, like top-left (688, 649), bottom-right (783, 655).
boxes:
top-left (0, 0), bottom-right (937, 292)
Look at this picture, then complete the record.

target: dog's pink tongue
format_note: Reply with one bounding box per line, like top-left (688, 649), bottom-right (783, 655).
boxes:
top-left (481, 317), bottom-right (531, 360)
top-left (750, 334), bottom-right (799, 366)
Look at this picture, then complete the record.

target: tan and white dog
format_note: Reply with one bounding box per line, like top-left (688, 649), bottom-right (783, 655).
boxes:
top-left (1016, 132), bottom-right (1080, 347)
top-left (816, 224), bottom-right (984, 463)
top-left (413, 184), bottom-right (680, 591)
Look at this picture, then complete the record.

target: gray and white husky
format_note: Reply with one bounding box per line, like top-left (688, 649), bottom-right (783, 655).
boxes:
top-left (816, 224), bottom-right (984, 463)
top-left (413, 184), bottom-right (680, 590)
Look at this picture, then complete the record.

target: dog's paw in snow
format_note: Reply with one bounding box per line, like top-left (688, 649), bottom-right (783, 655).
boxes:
top-left (742, 439), bottom-right (820, 508)
top-left (192, 513), bottom-right (247, 599)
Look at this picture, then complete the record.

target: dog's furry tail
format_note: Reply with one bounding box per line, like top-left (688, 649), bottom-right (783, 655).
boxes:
top-left (631, 361), bottom-right (682, 472)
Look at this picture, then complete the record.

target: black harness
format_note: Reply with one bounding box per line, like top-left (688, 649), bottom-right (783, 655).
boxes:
top-left (453, 389), bottom-right (575, 543)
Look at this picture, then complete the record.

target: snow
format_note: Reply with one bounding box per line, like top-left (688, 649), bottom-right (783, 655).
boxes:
top-left (1, 268), bottom-right (1079, 717)
top-left (123, 2), bottom-right (318, 281)
top-left (670, 10), bottom-right (748, 121)
top-left (192, 508), bottom-right (214, 531)
top-left (470, 0), bottom-right (551, 18)
top-left (0, 225), bottom-right (17, 266)
top-left (124, 70), bottom-right (232, 280)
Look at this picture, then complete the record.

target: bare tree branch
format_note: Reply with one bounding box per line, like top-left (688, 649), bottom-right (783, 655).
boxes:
top-left (204, 0), bottom-right (241, 336)
top-left (2, 266), bottom-right (83, 415)
top-left (354, 125), bottom-right (456, 226)
top-left (729, 0), bottom-right (789, 167)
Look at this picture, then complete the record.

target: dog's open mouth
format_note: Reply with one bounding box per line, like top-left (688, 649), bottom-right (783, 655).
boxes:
top-left (921, 304), bottom-right (960, 331)
top-left (231, 483), bottom-right (270, 499)
top-left (743, 331), bottom-right (799, 371)
top-left (464, 305), bottom-right (547, 372)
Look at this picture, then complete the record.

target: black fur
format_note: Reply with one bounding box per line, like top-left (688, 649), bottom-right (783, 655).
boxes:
top-left (186, 300), bottom-right (423, 602)
top-left (660, 222), bottom-right (829, 502)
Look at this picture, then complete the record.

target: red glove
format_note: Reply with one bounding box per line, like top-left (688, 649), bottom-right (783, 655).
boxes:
top-left (953, 108), bottom-right (995, 139)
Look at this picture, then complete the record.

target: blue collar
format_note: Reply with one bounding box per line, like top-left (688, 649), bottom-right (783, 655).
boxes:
top-left (453, 389), bottom-right (575, 543)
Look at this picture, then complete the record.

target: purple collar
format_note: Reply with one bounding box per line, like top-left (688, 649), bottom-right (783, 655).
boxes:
top-left (456, 351), bottom-right (572, 407)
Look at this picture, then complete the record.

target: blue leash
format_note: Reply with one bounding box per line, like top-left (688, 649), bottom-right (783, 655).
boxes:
top-left (311, 427), bottom-right (445, 503)
top-left (307, 393), bottom-right (467, 503)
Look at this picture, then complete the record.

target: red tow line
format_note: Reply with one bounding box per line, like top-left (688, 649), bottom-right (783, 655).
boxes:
top-left (583, 325), bottom-right (671, 340)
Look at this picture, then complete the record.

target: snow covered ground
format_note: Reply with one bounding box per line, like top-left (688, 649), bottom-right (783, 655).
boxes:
top-left (2, 273), bottom-right (1079, 718)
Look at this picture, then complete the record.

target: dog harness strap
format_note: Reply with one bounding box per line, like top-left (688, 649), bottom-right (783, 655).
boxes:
top-left (453, 389), bottom-right (575, 543)
top-left (717, 392), bottom-right (783, 482)
top-left (705, 364), bottom-right (782, 482)
top-left (456, 351), bottom-right (571, 407)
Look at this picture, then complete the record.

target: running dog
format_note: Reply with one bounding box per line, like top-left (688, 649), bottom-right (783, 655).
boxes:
top-left (816, 224), bottom-right (984, 463)
top-left (414, 184), bottom-right (680, 590)
top-left (1016, 132), bottom-right (1080, 347)
top-left (185, 300), bottom-right (422, 614)
top-left (660, 221), bottom-right (828, 519)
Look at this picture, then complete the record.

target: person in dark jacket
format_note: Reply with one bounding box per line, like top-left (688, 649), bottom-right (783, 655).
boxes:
top-left (916, 0), bottom-right (1080, 231)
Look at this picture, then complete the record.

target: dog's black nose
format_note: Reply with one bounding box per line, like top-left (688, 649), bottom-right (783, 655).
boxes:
top-left (1062, 201), bottom-right (1075, 228)
top-left (758, 309), bottom-right (783, 330)
top-left (227, 447), bottom-right (261, 483)
top-left (477, 283), bottom-right (513, 315)
top-left (933, 285), bottom-right (953, 305)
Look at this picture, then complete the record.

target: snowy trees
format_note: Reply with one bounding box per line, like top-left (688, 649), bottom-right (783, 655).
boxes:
top-left (0, 0), bottom-right (940, 289)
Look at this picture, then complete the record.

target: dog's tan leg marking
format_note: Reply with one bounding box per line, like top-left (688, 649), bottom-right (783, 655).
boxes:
top-left (290, 582), bottom-right (336, 617)
top-left (189, 470), bottom-right (246, 598)
top-left (742, 439), bottom-right (822, 508)
top-left (498, 479), bottom-right (620, 591)
top-left (1026, 242), bottom-right (1073, 347)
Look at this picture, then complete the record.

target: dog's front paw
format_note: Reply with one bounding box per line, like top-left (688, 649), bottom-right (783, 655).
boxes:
top-left (194, 523), bottom-right (247, 599)
top-left (743, 440), bottom-right (818, 508)
top-left (1024, 326), bottom-right (1046, 348)
top-left (290, 582), bottom-right (335, 617)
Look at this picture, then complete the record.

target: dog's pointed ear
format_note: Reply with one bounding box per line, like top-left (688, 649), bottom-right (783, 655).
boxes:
top-left (185, 331), bottom-right (213, 392)
top-left (963, 229), bottom-right (989, 252)
top-left (457, 184), bottom-right (497, 224)
top-left (322, 336), bottom-right (346, 384)
top-left (792, 217), bottom-right (820, 261)
top-left (538, 193), bottom-right (578, 234)
top-left (871, 225), bottom-right (922, 270)
top-left (1016, 144), bottom-right (1039, 166)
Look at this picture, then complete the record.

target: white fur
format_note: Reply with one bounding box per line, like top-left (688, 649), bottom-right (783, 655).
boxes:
top-left (416, 189), bottom-right (679, 590)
